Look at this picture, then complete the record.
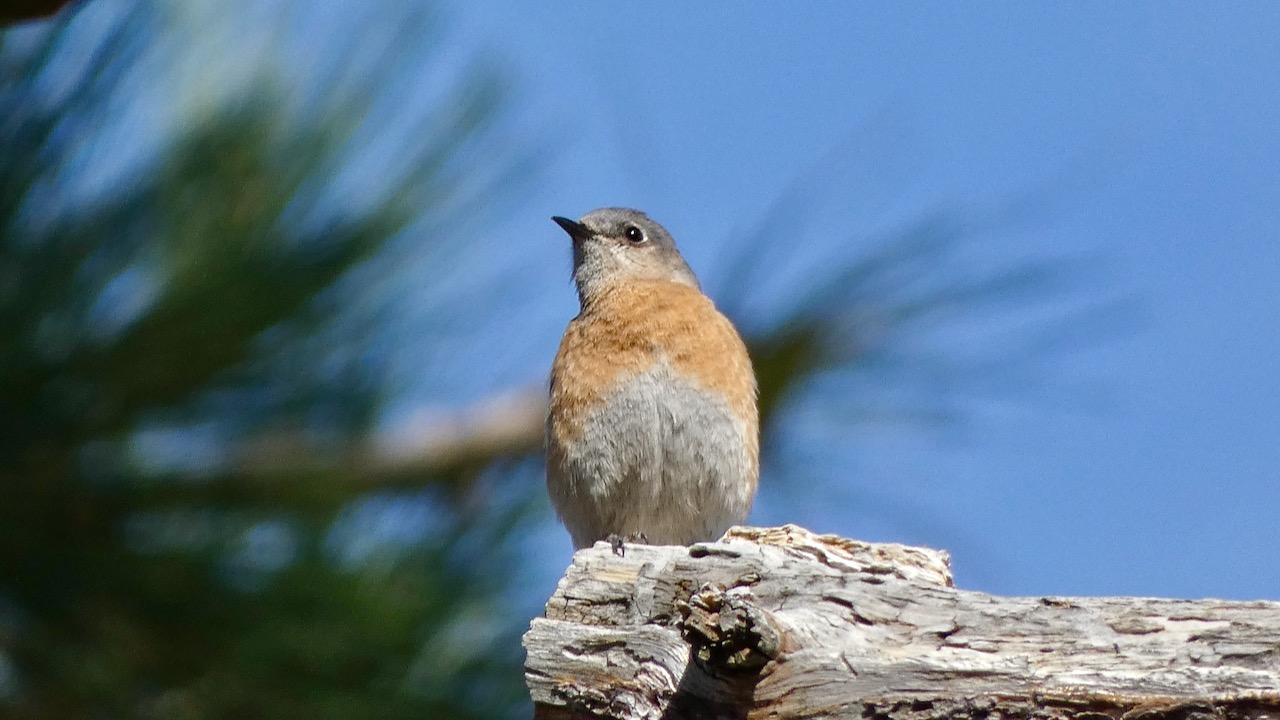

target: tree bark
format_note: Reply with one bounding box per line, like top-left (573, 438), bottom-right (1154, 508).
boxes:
top-left (523, 525), bottom-right (1280, 720)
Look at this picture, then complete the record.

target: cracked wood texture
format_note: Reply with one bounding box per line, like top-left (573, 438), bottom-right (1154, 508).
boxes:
top-left (523, 525), bottom-right (1280, 720)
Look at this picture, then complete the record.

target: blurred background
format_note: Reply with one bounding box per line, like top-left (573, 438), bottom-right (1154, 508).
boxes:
top-left (2, 0), bottom-right (1278, 717)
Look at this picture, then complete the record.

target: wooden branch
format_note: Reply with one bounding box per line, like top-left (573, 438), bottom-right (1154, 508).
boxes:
top-left (523, 525), bottom-right (1280, 720)
top-left (229, 387), bottom-right (547, 482)
top-left (128, 387), bottom-right (547, 510)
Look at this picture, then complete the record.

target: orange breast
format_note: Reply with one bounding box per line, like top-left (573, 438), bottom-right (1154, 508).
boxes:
top-left (548, 279), bottom-right (758, 472)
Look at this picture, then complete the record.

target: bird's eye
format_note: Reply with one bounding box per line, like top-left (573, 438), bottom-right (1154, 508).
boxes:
top-left (624, 226), bottom-right (645, 244)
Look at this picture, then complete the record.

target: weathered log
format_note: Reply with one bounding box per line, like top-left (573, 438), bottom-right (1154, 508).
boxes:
top-left (523, 525), bottom-right (1280, 720)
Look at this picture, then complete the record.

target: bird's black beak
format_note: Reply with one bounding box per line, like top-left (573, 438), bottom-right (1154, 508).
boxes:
top-left (552, 216), bottom-right (591, 241)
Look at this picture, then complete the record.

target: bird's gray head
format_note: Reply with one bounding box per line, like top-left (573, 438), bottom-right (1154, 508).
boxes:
top-left (552, 207), bottom-right (699, 305)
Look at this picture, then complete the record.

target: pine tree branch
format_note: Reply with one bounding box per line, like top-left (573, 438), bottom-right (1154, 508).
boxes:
top-left (129, 387), bottom-right (547, 509)
top-left (2, 0), bottom-right (75, 24)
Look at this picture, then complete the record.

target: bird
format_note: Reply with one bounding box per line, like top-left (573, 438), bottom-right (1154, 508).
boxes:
top-left (546, 207), bottom-right (759, 551)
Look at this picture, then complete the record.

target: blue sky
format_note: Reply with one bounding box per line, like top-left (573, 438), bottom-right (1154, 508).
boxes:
top-left (426, 3), bottom-right (1280, 601)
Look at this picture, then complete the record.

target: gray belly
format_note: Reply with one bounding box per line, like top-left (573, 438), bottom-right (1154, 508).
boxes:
top-left (547, 363), bottom-right (755, 548)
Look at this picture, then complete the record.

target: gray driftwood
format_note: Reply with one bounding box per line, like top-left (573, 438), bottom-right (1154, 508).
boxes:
top-left (523, 525), bottom-right (1280, 720)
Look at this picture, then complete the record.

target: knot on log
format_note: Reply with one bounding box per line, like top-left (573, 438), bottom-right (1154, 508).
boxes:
top-left (678, 583), bottom-right (784, 673)
top-left (524, 525), bottom-right (1280, 720)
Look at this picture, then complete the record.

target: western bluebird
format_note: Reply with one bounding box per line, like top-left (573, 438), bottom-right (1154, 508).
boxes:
top-left (546, 207), bottom-right (759, 550)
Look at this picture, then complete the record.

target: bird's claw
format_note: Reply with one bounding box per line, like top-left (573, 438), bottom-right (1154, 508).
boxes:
top-left (606, 531), bottom-right (650, 556)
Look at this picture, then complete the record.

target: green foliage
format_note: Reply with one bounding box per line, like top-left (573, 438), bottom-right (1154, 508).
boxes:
top-left (0, 4), bottom-right (530, 718)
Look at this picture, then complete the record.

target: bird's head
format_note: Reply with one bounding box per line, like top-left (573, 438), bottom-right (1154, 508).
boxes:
top-left (552, 207), bottom-right (699, 306)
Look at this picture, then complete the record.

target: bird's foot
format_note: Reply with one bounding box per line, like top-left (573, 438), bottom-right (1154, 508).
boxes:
top-left (606, 531), bottom-right (649, 557)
